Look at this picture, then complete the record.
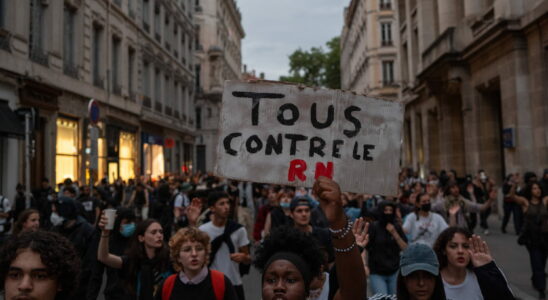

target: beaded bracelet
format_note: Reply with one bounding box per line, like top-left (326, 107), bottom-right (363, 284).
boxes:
top-left (333, 241), bottom-right (357, 253)
top-left (329, 219), bottom-right (353, 240)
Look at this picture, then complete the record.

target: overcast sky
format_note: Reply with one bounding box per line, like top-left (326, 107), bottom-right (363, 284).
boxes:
top-left (238, 0), bottom-right (347, 80)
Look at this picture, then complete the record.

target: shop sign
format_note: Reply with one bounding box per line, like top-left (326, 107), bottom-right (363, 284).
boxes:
top-left (165, 138), bottom-right (175, 148)
top-left (502, 128), bottom-right (514, 148)
top-left (88, 99), bottom-right (100, 125)
top-left (215, 81), bottom-right (404, 195)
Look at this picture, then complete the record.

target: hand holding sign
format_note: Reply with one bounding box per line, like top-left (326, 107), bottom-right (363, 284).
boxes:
top-left (313, 176), bottom-right (345, 229)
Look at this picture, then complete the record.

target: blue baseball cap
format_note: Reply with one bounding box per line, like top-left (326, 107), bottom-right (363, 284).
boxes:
top-left (400, 243), bottom-right (439, 276)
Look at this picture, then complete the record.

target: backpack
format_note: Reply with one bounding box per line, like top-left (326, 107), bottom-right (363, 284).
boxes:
top-left (161, 269), bottom-right (225, 300)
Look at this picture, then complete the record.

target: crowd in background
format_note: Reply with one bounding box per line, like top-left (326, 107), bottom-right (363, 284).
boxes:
top-left (0, 167), bottom-right (546, 300)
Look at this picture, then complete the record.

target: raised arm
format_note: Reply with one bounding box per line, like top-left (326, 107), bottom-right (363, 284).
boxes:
top-left (97, 212), bottom-right (123, 269)
top-left (313, 177), bottom-right (366, 300)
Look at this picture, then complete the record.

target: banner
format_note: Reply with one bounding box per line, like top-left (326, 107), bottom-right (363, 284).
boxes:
top-left (215, 81), bottom-right (404, 195)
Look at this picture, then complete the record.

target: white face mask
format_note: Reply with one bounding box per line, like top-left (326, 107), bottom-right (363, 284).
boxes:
top-left (50, 212), bottom-right (65, 226)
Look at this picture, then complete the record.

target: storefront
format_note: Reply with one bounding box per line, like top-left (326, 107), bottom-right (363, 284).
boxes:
top-left (55, 117), bottom-right (79, 185)
top-left (142, 132), bottom-right (165, 179)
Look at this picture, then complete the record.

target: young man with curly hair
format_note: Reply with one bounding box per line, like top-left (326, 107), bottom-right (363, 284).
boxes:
top-left (0, 230), bottom-right (80, 300)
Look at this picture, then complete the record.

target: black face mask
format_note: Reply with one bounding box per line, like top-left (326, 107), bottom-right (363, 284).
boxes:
top-left (421, 203), bottom-right (431, 212)
top-left (381, 213), bottom-right (395, 224)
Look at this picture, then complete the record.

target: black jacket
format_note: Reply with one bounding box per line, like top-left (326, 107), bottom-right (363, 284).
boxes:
top-left (86, 229), bottom-right (132, 300)
top-left (474, 261), bottom-right (515, 300)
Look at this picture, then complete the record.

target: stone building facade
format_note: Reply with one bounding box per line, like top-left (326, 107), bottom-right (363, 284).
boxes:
top-left (194, 0), bottom-right (244, 173)
top-left (341, 0), bottom-right (399, 99)
top-left (0, 0), bottom-right (196, 200)
top-left (397, 0), bottom-right (548, 182)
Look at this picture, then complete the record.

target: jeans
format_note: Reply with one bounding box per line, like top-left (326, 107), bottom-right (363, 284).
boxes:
top-left (527, 245), bottom-right (547, 293)
top-left (480, 207), bottom-right (491, 230)
top-left (370, 272), bottom-right (398, 295)
top-left (502, 201), bottom-right (523, 234)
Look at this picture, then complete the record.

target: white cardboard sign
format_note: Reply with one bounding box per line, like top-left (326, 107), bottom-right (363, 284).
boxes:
top-left (214, 81), bottom-right (404, 195)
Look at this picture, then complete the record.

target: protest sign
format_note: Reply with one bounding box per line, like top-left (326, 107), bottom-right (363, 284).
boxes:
top-left (214, 80), bottom-right (404, 195)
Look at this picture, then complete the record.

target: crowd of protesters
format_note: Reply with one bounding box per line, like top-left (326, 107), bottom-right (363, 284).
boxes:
top-left (0, 167), bottom-right (545, 300)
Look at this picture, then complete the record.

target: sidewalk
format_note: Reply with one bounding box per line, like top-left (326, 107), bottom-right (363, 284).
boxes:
top-left (481, 215), bottom-right (539, 300)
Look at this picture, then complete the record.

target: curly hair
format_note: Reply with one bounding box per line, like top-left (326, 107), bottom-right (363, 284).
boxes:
top-left (0, 230), bottom-right (80, 300)
top-left (254, 225), bottom-right (323, 279)
top-left (433, 227), bottom-right (472, 269)
top-left (169, 227), bottom-right (211, 272)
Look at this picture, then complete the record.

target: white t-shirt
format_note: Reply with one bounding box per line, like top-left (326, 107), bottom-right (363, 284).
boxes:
top-left (0, 196), bottom-right (12, 233)
top-left (199, 222), bottom-right (250, 286)
top-left (443, 269), bottom-right (484, 300)
top-left (403, 212), bottom-right (448, 247)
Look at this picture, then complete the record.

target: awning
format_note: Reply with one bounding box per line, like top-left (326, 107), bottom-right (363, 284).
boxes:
top-left (0, 101), bottom-right (25, 138)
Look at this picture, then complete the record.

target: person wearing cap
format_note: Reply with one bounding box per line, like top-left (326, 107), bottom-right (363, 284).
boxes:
top-left (393, 243), bottom-right (446, 300)
top-left (433, 227), bottom-right (514, 300)
top-left (290, 196), bottom-right (335, 264)
top-left (50, 196), bottom-right (95, 298)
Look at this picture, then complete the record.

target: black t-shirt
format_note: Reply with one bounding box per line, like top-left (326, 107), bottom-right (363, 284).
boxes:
top-left (366, 221), bottom-right (407, 275)
top-left (155, 271), bottom-right (238, 300)
top-left (121, 256), bottom-right (172, 300)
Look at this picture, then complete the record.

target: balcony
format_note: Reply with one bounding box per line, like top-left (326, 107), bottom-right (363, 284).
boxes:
top-left (381, 40), bottom-right (393, 47)
top-left (112, 84), bottom-right (122, 96)
top-left (0, 28), bottom-right (11, 52)
top-left (195, 5), bottom-right (203, 12)
top-left (165, 106), bottom-right (172, 116)
top-left (29, 47), bottom-right (49, 66)
top-left (93, 77), bottom-right (104, 89)
top-left (143, 22), bottom-right (150, 33)
top-left (421, 27), bottom-right (457, 71)
top-left (154, 101), bottom-right (162, 113)
top-left (63, 62), bottom-right (78, 79)
top-left (143, 96), bottom-right (152, 108)
top-left (195, 44), bottom-right (203, 51)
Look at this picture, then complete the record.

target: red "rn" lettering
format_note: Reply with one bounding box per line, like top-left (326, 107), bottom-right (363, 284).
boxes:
top-left (287, 160), bottom-right (334, 182)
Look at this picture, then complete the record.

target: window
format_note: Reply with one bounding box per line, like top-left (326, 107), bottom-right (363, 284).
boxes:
top-left (380, 0), bottom-right (391, 10)
top-left (119, 132), bottom-right (136, 181)
top-left (164, 13), bottom-right (170, 49)
top-left (55, 118), bottom-right (79, 185)
top-left (142, 0), bottom-right (149, 31)
top-left (154, 68), bottom-right (161, 110)
top-left (0, 0), bottom-right (5, 28)
top-left (63, 6), bottom-right (77, 77)
top-left (154, 4), bottom-right (161, 42)
top-left (142, 60), bottom-right (151, 107)
top-left (29, 0), bottom-right (47, 65)
top-left (382, 61), bottom-right (394, 86)
top-left (196, 107), bottom-right (201, 129)
top-left (381, 22), bottom-right (392, 46)
top-left (195, 64), bottom-right (201, 89)
top-left (92, 25), bottom-right (103, 87)
top-left (164, 75), bottom-right (171, 110)
top-left (128, 47), bottom-right (135, 95)
top-left (111, 36), bottom-right (121, 94)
